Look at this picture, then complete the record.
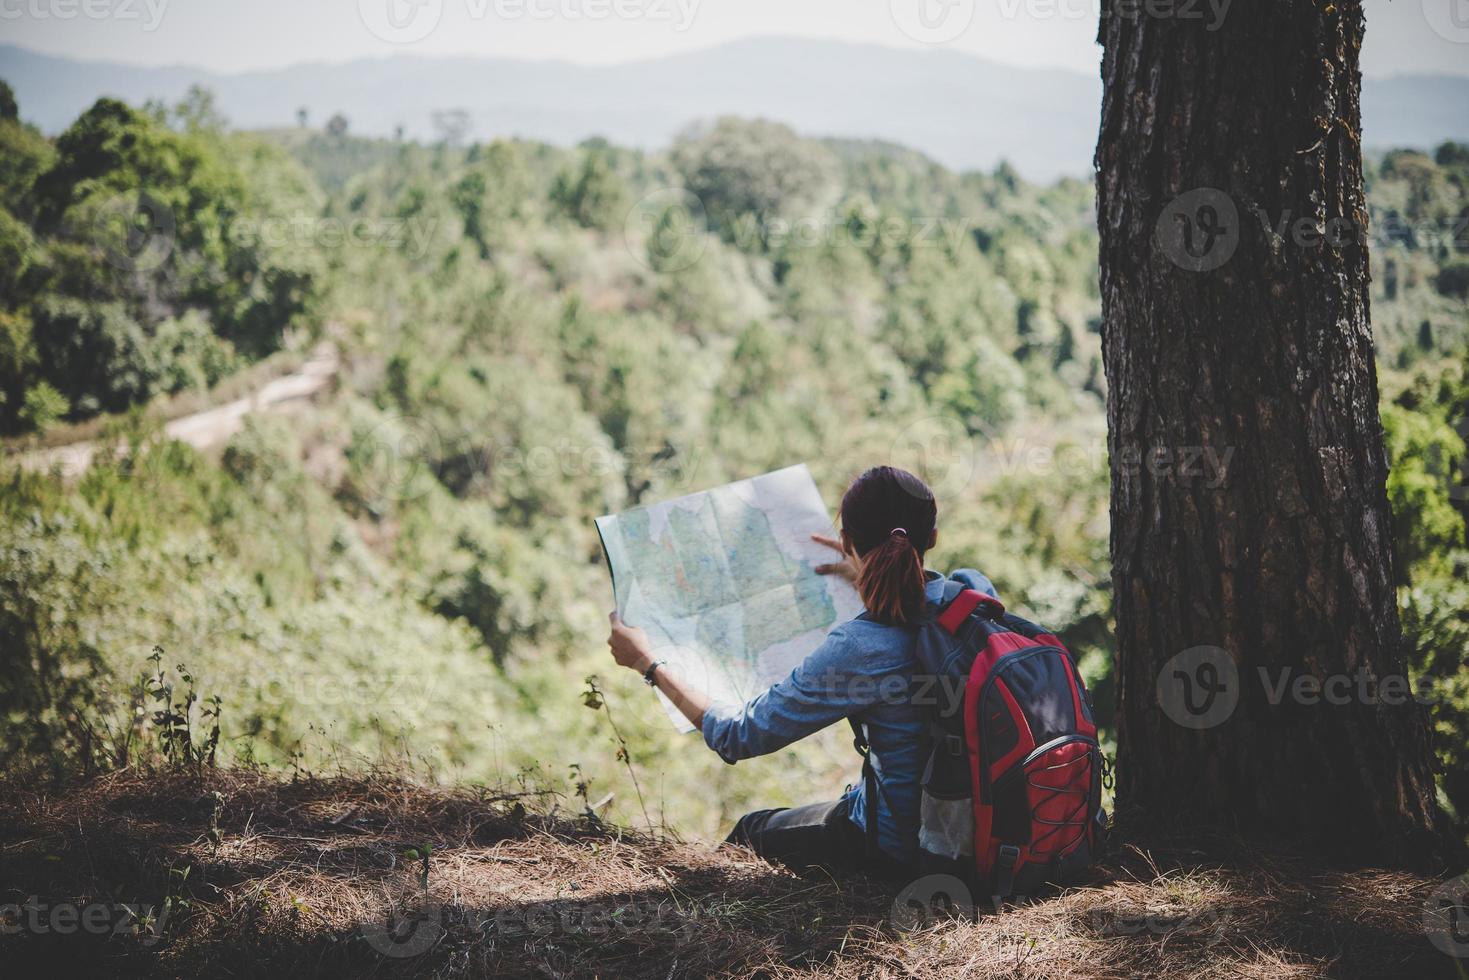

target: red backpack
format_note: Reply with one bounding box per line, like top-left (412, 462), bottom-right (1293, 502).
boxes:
top-left (902, 582), bottom-right (1107, 900)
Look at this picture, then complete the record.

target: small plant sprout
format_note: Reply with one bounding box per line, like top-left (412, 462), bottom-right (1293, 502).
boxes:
top-left (582, 675), bottom-right (653, 831)
top-left (403, 844), bottom-right (433, 891)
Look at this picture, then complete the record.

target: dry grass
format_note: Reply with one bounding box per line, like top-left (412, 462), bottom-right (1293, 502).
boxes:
top-left (0, 768), bottom-right (1460, 979)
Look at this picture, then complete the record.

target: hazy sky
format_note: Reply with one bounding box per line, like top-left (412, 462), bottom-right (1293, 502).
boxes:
top-left (1, 0), bottom-right (1467, 76)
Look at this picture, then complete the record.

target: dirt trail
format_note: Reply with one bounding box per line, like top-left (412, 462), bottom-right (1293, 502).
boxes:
top-left (9, 344), bottom-right (339, 478)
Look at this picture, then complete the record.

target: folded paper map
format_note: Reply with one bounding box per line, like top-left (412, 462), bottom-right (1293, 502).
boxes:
top-left (596, 464), bottom-right (864, 732)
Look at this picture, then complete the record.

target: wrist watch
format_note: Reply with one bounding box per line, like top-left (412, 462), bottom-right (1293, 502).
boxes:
top-left (643, 660), bottom-right (667, 686)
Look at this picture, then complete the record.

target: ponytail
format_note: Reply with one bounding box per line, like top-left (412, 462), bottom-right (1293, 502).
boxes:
top-left (856, 528), bottom-right (927, 625)
top-left (839, 467), bottom-right (938, 626)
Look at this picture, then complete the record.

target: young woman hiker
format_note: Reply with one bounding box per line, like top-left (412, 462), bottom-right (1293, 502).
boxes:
top-left (605, 465), bottom-right (998, 879)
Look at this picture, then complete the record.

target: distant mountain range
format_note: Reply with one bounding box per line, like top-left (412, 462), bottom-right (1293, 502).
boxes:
top-left (3, 37), bottom-right (1467, 180)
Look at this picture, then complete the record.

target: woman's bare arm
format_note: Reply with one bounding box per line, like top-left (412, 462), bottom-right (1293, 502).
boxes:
top-left (606, 611), bottom-right (712, 730)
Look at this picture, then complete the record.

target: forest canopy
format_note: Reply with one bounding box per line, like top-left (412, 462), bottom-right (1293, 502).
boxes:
top-left (2, 84), bottom-right (1466, 847)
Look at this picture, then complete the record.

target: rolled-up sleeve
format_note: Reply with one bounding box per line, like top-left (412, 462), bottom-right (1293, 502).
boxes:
top-left (701, 623), bottom-right (904, 764)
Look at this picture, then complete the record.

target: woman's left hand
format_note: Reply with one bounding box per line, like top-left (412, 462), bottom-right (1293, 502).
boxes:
top-left (811, 533), bottom-right (858, 582)
top-left (607, 611), bottom-right (654, 672)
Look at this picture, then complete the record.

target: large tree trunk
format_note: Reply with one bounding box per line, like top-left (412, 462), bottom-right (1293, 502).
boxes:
top-left (1095, 0), bottom-right (1447, 868)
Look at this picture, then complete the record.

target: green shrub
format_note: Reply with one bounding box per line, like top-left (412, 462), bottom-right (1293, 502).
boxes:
top-left (31, 297), bottom-right (158, 417)
top-left (18, 380), bottom-right (68, 431)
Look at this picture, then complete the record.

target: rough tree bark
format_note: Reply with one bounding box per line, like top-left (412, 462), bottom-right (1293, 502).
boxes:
top-left (1095, 0), bottom-right (1448, 868)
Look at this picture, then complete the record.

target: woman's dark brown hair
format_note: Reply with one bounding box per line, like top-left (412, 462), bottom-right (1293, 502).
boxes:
top-left (838, 466), bottom-right (937, 625)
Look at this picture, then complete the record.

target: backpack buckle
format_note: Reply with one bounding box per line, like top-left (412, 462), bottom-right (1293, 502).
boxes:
top-left (994, 844), bottom-right (1021, 900)
top-left (944, 734), bottom-right (964, 757)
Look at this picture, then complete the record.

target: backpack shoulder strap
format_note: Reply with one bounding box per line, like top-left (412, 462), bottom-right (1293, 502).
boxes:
top-left (936, 587), bottom-right (1006, 634)
top-left (848, 718), bottom-right (881, 858)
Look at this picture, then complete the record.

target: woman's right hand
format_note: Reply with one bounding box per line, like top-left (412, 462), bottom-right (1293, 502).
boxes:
top-left (811, 533), bottom-right (858, 582)
top-left (607, 611), bottom-right (655, 673)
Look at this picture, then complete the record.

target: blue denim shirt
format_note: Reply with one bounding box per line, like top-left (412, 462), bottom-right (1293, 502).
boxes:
top-left (701, 568), bottom-right (998, 863)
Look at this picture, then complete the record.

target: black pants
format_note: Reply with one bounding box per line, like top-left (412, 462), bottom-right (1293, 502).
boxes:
top-left (725, 798), bottom-right (909, 880)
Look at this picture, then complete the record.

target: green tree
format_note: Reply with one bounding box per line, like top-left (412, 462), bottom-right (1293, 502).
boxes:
top-left (550, 146), bottom-right (629, 232)
top-left (171, 84), bottom-right (227, 135)
top-left (671, 117), bottom-right (836, 240)
top-left (31, 297), bottom-right (158, 416)
top-left (0, 110), bottom-right (54, 219)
